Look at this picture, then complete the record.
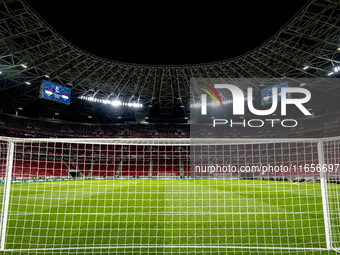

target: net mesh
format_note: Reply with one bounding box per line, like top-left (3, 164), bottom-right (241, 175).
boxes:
top-left (0, 137), bottom-right (338, 254)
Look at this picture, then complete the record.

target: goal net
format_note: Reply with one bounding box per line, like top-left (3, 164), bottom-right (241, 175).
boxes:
top-left (0, 137), bottom-right (339, 254)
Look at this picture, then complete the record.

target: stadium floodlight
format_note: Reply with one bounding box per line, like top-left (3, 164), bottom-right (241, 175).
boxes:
top-left (111, 100), bottom-right (122, 107)
top-left (20, 64), bottom-right (27, 68)
top-left (303, 66), bottom-right (309, 70)
top-left (190, 103), bottom-right (201, 108)
top-left (334, 66), bottom-right (340, 73)
top-left (78, 96), bottom-right (143, 108)
top-left (25, 81), bottom-right (31, 85)
top-left (208, 101), bottom-right (218, 107)
top-left (328, 72), bottom-right (334, 76)
top-left (223, 99), bottom-right (233, 104)
top-left (126, 102), bottom-right (142, 108)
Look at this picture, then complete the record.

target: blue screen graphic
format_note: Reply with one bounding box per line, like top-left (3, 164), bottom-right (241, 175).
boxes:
top-left (41, 80), bottom-right (71, 104)
top-left (261, 81), bottom-right (288, 105)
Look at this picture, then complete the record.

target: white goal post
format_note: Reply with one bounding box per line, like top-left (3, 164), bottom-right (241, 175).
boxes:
top-left (0, 136), bottom-right (339, 254)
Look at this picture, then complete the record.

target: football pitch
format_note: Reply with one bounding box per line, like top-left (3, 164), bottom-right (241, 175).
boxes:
top-left (1, 179), bottom-right (338, 254)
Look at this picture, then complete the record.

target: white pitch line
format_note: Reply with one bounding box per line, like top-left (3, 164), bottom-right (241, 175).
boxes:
top-left (10, 211), bottom-right (323, 215)
top-left (2, 245), bottom-right (328, 252)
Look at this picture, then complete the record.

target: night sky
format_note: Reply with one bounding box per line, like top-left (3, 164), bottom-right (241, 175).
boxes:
top-left (25, 0), bottom-right (308, 65)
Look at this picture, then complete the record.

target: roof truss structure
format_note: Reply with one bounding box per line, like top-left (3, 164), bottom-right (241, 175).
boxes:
top-left (0, 0), bottom-right (339, 123)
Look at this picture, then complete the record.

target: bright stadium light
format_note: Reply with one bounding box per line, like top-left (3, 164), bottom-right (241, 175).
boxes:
top-left (78, 96), bottom-right (142, 108)
top-left (129, 102), bottom-right (143, 108)
top-left (223, 99), bottom-right (233, 104)
top-left (190, 103), bottom-right (201, 108)
top-left (111, 100), bottom-right (122, 107)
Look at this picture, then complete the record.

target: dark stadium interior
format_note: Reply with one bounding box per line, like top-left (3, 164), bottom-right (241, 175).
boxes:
top-left (1, 2), bottom-right (340, 253)
top-left (0, 0), bottom-right (337, 184)
top-left (0, 0), bottom-right (339, 132)
top-left (1, 0), bottom-right (339, 126)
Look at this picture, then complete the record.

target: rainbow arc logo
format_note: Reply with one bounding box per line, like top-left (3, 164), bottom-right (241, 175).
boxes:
top-left (200, 83), bottom-right (222, 106)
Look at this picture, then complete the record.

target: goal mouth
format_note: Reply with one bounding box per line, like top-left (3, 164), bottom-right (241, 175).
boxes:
top-left (0, 137), bottom-right (339, 253)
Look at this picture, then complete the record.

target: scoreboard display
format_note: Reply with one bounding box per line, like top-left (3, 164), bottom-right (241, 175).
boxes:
top-left (261, 81), bottom-right (288, 105)
top-left (41, 80), bottom-right (71, 105)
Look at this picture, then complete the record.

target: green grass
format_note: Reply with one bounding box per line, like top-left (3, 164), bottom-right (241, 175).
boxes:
top-left (1, 179), bottom-right (338, 254)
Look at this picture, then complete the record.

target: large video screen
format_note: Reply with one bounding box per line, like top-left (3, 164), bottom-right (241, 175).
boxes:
top-left (41, 80), bottom-right (71, 105)
top-left (261, 81), bottom-right (288, 105)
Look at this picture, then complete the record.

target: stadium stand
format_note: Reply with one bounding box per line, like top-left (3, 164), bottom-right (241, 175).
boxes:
top-left (1, 112), bottom-right (340, 139)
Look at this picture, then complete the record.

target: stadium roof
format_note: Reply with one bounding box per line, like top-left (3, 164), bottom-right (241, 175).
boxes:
top-left (0, 0), bottom-right (340, 123)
